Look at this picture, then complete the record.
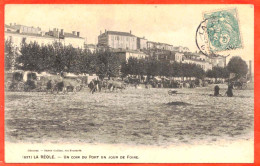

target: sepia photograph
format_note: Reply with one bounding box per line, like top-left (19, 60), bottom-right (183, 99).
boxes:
top-left (4, 4), bottom-right (254, 163)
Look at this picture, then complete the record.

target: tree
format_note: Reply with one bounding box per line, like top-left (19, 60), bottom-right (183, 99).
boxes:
top-left (4, 39), bottom-right (15, 70)
top-left (206, 66), bottom-right (229, 79)
top-left (17, 41), bottom-right (42, 72)
top-left (227, 56), bottom-right (248, 77)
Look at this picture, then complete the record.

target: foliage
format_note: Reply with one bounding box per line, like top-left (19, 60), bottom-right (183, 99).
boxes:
top-left (206, 66), bottom-right (229, 78)
top-left (16, 41), bottom-right (121, 78)
top-left (4, 39), bottom-right (16, 70)
top-left (120, 57), bottom-right (206, 79)
top-left (227, 56), bottom-right (248, 77)
top-left (13, 41), bottom-right (209, 79)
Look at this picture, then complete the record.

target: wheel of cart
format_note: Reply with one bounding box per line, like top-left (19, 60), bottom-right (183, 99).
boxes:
top-left (168, 90), bottom-right (178, 95)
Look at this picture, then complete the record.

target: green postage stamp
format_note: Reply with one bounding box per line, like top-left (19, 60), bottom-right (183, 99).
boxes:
top-left (204, 8), bottom-right (242, 52)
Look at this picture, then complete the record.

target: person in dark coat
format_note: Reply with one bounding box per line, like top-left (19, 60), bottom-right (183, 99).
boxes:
top-left (88, 80), bottom-right (96, 94)
top-left (214, 85), bottom-right (220, 96)
top-left (226, 83), bottom-right (233, 97)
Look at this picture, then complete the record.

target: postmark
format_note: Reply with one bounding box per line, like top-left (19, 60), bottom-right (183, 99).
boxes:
top-left (195, 18), bottom-right (211, 56)
top-left (196, 8), bottom-right (243, 56)
top-left (204, 8), bottom-right (242, 52)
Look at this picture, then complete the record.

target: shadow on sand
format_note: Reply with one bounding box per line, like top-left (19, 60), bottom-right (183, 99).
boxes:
top-left (166, 101), bottom-right (192, 106)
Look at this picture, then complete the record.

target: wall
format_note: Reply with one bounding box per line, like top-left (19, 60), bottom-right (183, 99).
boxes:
top-left (174, 52), bottom-right (183, 63)
top-left (211, 57), bottom-right (225, 68)
top-left (98, 34), bottom-right (108, 46)
top-left (64, 37), bottom-right (85, 48)
top-left (5, 32), bottom-right (85, 49)
top-left (125, 52), bottom-right (147, 60)
top-left (182, 58), bottom-right (212, 71)
top-left (5, 32), bottom-right (60, 48)
top-left (137, 38), bottom-right (147, 50)
top-left (108, 35), bottom-right (137, 50)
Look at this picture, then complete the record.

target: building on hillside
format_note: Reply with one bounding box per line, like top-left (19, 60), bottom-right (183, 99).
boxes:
top-left (173, 46), bottom-right (190, 53)
top-left (147, 41), bottom-right (173, 51)
top-left (98, 30), bottom-right (137, 50)
top-left (113, 50), bottom-right (148, 61)
top-left (183, 47), bottom-right (190, 52)
top-left (182, 54), bottom-right (212, 71)
top-left (174, 52), bottom-right (184, 63)
top-left (147, 47), bottom-right (212, 71)
top-left (137, 37), bottom-right (147, 50)
top-left (46, 29), bottom-right (85, 48)
top-left (210, 56), bottom-right (226, 67)
top-left (5, 23), bottom-right (85, 49)
top-left (152, 50), bottom-right (184, 64)
top-left (147, 41), bottom-right (156, 50)
top-left (85, 44), bottom-right (97, 53)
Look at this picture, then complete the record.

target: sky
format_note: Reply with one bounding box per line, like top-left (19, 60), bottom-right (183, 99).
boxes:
top-left (5, 4), bottom-right (254, 65)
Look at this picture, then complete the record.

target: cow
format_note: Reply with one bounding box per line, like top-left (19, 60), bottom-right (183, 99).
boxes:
top-left (50, 78), bottom-right (81, 94)
top-left (107, 80), bottom-right (126, 92)
top-left (62, 78), bottom-right (82, 93)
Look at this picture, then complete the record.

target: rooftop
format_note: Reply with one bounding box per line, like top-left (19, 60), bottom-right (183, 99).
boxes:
top-left (113, 49), bottom-right (147, 54)
top-left (5, 24), bottom-right (84, 39)
top-left (62, 32), bottom-right (84, 39)
top-left (5, 30), bottom-right (57, 39)
top-left (147, 41), bottom-right (173, 46)
top-left (104, 31), bottom-right (135, 37)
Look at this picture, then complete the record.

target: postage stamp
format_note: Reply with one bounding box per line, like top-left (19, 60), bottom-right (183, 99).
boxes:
top-left (203, 8), bottom-right (242, 53)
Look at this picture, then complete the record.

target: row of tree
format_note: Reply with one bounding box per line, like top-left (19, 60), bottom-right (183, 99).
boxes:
top-left (5, 41), bottom-right (122, 79)
top-left (5, 40), bottom-right (248, 80)
top-left (121, 58), bottom-right (206, 79)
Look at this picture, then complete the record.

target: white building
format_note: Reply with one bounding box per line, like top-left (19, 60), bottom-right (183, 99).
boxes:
top-left (113, 50), bottom-right (148, 61)
top-left (210, 56), bottom-right (226, 68)
top-left (98, 30), bottom-right (137, 50)
top-left (137, 37), bottom-right (147, 50)
top-left (5, 23), bottom-right (85, 49)
top-left (182, 57), bottom-right (212, 71)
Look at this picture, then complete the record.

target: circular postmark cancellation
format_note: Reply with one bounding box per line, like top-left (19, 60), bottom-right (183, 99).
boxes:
top-left (196, 8), bottom-right (242, 56)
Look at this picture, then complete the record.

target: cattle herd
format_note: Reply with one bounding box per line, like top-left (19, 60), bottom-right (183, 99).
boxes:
top-left (5, 71), bottom-right (230, 94)
top-left (46, 78), bottom-right (127, 94)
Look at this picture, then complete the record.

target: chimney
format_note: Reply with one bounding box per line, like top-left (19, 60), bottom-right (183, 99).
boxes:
top-left (77, 32), bottom-right (80, 37)
top-left (57, 29), bottom-right (59, 38)
top-left (72, 31), bottom-right (76, 35)
top-left (10, 23), bottom-right (12, 26)
top-left (100, 30), bottom-right (102, 35)
top-left (60, 29), bottom-right (64, 36)
top-left (130, 30), bottom-right (132, 34)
